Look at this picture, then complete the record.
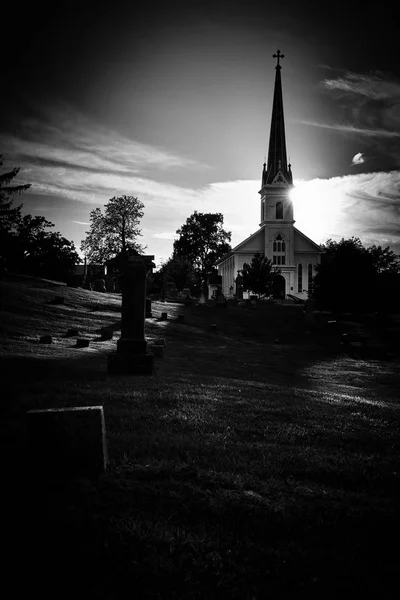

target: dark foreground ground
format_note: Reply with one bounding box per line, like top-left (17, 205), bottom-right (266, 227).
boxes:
top-left (1, 274), bottom-right (399, 599)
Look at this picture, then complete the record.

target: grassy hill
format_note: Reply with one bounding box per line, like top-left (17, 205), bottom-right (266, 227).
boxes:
top-left (1, 274), bottom-right (399, 599)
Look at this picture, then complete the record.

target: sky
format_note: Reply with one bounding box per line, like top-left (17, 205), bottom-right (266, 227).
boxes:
top-left (1, 0), bottom-right (399, 267)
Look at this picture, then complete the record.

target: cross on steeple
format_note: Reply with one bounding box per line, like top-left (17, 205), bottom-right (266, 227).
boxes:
top-left (273, 50), bottom-right (284, 68)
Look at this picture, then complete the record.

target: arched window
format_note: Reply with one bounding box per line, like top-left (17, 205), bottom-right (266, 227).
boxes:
top-left (272, 234), bottom-right (286, 266)
top-left (308, 263), bottom-right (313, 289)
top-left (297, 264), bottom-right (303, 293)
top-left (276, 202), bottom-right (283, 219)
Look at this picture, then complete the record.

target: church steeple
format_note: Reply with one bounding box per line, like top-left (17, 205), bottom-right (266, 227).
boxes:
top-left (262, 50), bottom-right (293, 187)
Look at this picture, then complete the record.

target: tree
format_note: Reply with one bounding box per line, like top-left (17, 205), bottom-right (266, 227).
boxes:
top-left (0, 155), bottom-right (30, 227)
top-left (312, 237), bottom-right (378, 312)
top-left (366, 244), bottom-right (400, 274)
top-left (241, 252), bottom-right (281, 298)
top-left (81, 196), bottom-right (145, 264)
top-left (157, 255), bottom-right (196, 293)
top-left (23, 230), bottom-right (80, 280)
top-left (0, 155), bottom-right (30, 255)
top-left (173, 212), bottom-right (231, 289)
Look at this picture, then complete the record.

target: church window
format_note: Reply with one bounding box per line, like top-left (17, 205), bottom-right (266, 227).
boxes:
top-left (308, 263), bottom-right (313, 289)
top-left (276, 202), bottom-right (283, 219)
top-left (273, 234), bottom-right (286, 266)
top-left (297, 264), bottom-right (303, 293)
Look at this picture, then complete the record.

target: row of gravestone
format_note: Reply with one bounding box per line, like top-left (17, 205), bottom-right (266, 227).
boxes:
top-left (39, 327), bottom-right (114, 346)
top-left (27, 336), bottom-right (167, 479)
top-left (28, 257), bottom-right (160, 480)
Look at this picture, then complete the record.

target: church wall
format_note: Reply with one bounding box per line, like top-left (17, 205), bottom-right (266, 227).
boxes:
top-left (293, 252), bottom-right (321, 298)
top-left (262, 189), bottom-right (294, 222)
top-left (218, 254), bottom-right (237, 297)
top-left (264, 224), bottom-right (295, 266)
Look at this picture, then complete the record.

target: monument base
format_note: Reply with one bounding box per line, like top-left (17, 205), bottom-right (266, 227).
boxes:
top-left (117, 338), bottom-right (147, 354)
top-left (107, 351), bottom-right (154, 375)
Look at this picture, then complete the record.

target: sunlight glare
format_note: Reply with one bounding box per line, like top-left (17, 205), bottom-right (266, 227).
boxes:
top-left (290, 179), bottom-right (346, 243)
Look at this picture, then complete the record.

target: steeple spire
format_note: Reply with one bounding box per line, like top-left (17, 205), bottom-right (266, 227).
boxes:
top-left (262, 50), bottom-right (292, 186)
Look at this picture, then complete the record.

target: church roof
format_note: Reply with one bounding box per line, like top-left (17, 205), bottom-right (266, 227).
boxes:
top-left (262, 51), bottom-right (293, 187)
top-left (293, 227), bottom-right (323, 253)
top-left (216, 228), bottom-right (264, 265)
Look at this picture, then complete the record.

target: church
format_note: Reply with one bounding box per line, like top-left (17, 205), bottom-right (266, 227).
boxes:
top-left (216, 51), bottom-right (322, 301)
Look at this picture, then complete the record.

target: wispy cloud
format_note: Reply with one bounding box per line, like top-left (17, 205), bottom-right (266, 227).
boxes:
top-left (301, 70), bottom-right (400, 167)
top-left (299, 121), bottom-right (400, 138)
top-left (72, 221), bottom-right (90, 225)
top-left (0, 103), bottom-right (210, 196)
top-left (323, 71), bottom-right (400, 101)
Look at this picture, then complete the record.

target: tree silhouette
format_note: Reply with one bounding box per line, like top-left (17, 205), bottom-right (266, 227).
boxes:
top-left (241, 252), bottom-right (281, 298)
top-left (173, 211), bottom-right (231, 290)
top-left (81, 195), bottom-right (145, 264)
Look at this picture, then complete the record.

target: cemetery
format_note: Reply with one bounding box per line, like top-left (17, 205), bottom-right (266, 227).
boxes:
top-left (1, 270), bottom-right (399, 598)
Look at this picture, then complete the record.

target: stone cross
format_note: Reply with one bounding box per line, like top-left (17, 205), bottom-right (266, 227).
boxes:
top-left (107, 254), bottom-right (155, 375)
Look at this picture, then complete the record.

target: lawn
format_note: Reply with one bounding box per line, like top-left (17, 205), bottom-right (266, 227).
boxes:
top-left (1, 273), bottom-right (399, 599)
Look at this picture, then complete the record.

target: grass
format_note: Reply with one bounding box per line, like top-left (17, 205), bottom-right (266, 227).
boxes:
top-left (1, 273), bottom-right (399, 599)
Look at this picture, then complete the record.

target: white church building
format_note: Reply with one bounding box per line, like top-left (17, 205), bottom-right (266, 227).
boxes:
top-left (217, 50), bottom-right (322, 301)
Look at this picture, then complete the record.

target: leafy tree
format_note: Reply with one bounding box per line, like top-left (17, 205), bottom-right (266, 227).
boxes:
top-left (312, 237), bottom-right (378, 312)
top-left (10, 214), bottom-right (54, 267)
top-left (366, 244), bottom-right (400, 274)
top-left (241, 252), bottom-right (281, 298)
top-left (157, 255), bottom-right (196, 292)
top-left (24, 230), bottom-right (80, 280)
top-left (5, 213), bottom-right (80, 280)
top-left (173, 211), bottom-right (231, 289)
top-left (81, 195), bottom-right (145, 264)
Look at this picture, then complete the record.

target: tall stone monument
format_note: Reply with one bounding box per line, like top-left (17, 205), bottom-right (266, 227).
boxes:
top-left (107, 254), bottom-right (155, 375)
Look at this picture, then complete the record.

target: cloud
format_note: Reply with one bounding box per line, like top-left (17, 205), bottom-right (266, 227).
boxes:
top-left (299, 121), bottom-right (400, 138)
top-left (0, 102), bottom-right (210, 193)
top-left (300, 70), bottom-right (400, 167)
top-left (291, 170), bottom-right (400, 254)
top-left (72, 221), bottom-right (90, 225)
top-left (351, 152), bottom-right (364, 165)
top-left (152, 232), bottom-right (179, 240)
top-left (323, 71), bottom-right (400, 101)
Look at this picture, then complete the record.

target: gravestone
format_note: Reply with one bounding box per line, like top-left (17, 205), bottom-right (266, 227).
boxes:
top-left (216, 292), bottom-right (227, 308)
top-left (27, 405), bottom-right (107, 478)
top-left (198, 292), bottom-right (206, 305)
top-left (67, 328), bottom-right (79, 337)
top-left (100, 327), bottom-right (113, 341)
top-left (235, 273), bottom-right (244, 300)
top-left (105, 276), bottom-right (115, 293)
top-left (161, 312), bottom-right (168, 321)
top-left (152, 345), bottom-right (164, 358)
top-left (94, 278), bottom-right (106, 292)
top-left (107, 254), bottom-right (154, 375)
